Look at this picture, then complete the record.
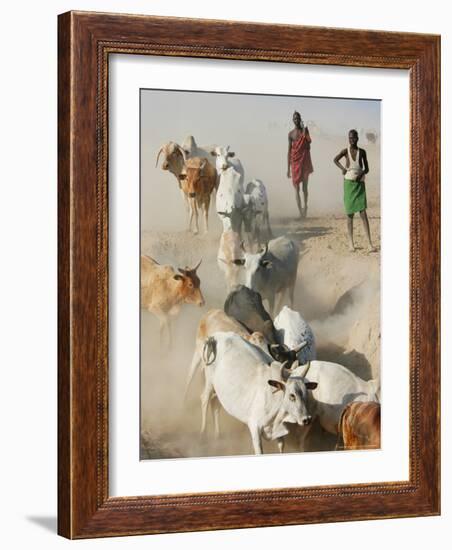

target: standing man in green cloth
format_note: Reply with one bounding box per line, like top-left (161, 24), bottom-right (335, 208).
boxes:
top-left (334, 129), bottom-right (376, 252)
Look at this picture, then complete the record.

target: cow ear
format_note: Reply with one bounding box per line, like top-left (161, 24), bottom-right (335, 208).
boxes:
top-left (305, 382), bottom-right (318, 390)
top-left (268, 380), bottom-right (285, 392)
top-left (173, 274), bottom-right (184, 281)
top-left (261, 260), bottom-right (273, 269)
top-left (227, 151), bottom-right (235, 158)
top-left (179, 174), bottom-right (186, 180)
top-left (233, 258), bottom-right (245, 266)
top-left (210, 151), bottom-right (217, 157)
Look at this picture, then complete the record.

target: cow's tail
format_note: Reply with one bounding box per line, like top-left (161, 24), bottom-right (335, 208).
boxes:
top-left (202, 336), bottom-right (217, 366)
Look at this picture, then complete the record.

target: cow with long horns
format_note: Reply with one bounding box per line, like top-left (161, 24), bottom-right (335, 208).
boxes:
top-left (141, 255), bottom-right (204, 347)
top-left (231, 236), bottom-right (299, 315)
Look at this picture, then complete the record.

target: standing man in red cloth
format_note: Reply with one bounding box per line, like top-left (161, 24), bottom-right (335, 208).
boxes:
top-left (287, 111), bottom-right (314, 218)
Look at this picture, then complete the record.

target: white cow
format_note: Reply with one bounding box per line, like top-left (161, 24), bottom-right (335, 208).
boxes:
top-left (243, 179), bottom-right (272, 245)
top-left (289, 360), bottom-right (380, 442)
top-left (215, 166), bottom-right (246, 233)
top-left (234, 237), bottom-right (299, 315)
top-left (272, 306), bottom-right (316, 365)
top-left (211, 145), bottom-right (244, 183)
top-left (217, 229), bottom-right (243, 290)
top-left (201, 332), bottom-right (317, 454)
top-left (185, 310), bottom-right (270, 400)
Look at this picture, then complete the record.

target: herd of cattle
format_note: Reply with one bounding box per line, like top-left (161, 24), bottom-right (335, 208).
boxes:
top-left (142, 135), bottom-right (381, 455)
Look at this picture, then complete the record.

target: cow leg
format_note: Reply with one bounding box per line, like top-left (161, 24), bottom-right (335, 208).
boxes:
top-left (184, 345), bottom-right (201, 401)
top-left (188, 201), bottom-right (196, 233)
top-left (277, 437), bottom-right (285, 453)
top-left (203, 203), bottom-right (209, 234)
top-left (288, 276), bottom-right (296, 309)
top-left (193, 201), bottom-right (199, 235)
top-left (200, 381), bottom-right (214, 434)
top-left (248, 424), bottom-right (263, 455)
top-left (297, 425), bottom-right (312, 452)
top-left (157, 314), bottom-right (170, 349)
top-left (265, 210), bottom-right (273, 239)
top-left (211, 395), bottom-right (221, 438)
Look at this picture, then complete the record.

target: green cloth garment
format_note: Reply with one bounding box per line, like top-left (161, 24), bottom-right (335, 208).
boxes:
top-left (343, 178), bottom-right (367, 215)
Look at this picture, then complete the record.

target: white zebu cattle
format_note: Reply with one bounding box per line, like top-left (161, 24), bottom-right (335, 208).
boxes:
top-left (185, 310), bottom-right (270, 401)
top-left (289, 360), bottom-right (380, 445)
top-left (243, 179), bottom-right (272, 245)
top-left (201, 332), bottom-right (317, 454)
top-left (273, 306), bottom-right (316, 365)
top-left (215, 166), bottom-right (246, 233)
top-left (234, 236), bottom-right (299, 315)
top-left (217, 229), bottom-right (243, 291)
top-left (211, 145), bottom-right (245, 183)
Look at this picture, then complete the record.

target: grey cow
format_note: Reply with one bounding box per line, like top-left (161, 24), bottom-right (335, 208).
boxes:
top-left (233, 236), bottom-right (299, 315)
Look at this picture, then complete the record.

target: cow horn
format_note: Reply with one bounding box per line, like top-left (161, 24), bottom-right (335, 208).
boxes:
top-left (155, 147), bottom-right (164, 167)
top-left (294, 341), bottom-right (308, 353)
top-left (280, 361), bottom-right (291, 381)
top-left (175, 144), bottom-right (187, 160)
top-left (260, 242), bottom-right (269, 255)
top-left (297, 361), bottom-right (311, 378)
top-left (240, 240), bottom-right (246, 252)
top-left (191, 258), bottom-right (202, 271)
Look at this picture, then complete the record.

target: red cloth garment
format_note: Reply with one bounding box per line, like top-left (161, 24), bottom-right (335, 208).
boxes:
top-left (290, 130), bottom-right (314, 187)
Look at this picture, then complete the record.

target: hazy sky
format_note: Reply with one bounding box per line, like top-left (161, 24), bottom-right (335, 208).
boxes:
top-left (141, 89), bottom-right (380, 231)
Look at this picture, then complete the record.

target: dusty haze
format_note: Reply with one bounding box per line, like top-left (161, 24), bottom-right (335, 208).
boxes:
top-left (140, 89), bottom-right (380, 459)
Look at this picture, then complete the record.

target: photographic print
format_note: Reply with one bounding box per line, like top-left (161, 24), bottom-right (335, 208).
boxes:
top-left (140, 89), bottom-right (381, 459)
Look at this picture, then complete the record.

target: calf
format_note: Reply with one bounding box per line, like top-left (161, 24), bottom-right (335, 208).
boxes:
top-left (141, 255), bottom-right (204, 347)
top-left (242, 179), bottom-right (272, 245)
top-left (201, 332), bottom-right (317, 454)
top-left (338, 401), bottom-right (381, 450)
top-left (179, 157), bottom-right (217, 234)
top-left (216, 166), bottom-right (245, 233)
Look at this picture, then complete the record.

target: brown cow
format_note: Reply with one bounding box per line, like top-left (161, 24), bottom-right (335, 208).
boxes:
top-left (179, 157), bottom-right (217, 234)
top-left (337, 401), bottom-right (381, 450)
top-left (141, 255), bottom-right (205, 347)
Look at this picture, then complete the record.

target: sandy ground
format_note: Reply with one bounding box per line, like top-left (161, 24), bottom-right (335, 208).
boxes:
top-left (140, 203), bottom-right (380, 459)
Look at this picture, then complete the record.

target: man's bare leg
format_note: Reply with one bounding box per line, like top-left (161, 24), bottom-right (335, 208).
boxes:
top-left (347, 214), bottom-right (355, 251)
top-left (302, 179), bottom-right (309, 218)
top-left (359, 210), bottom-right (376, 252)
top-left (294, 185), bottom-right (303, 218)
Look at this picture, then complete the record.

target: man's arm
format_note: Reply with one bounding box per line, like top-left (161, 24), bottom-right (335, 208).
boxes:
top-left (333, 149), bottom-right (347, 175)
top-left (357, 149), bottom-right (369, 181)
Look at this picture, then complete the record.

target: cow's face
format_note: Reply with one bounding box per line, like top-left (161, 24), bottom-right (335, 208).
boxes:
top-left (230, 244), bottom-right (271, 291)
top-left (179, 157), bottom-right (207, 198)
top-left (156, 142), bottom-right (184, 171)
top-left (174, 262), bottom-right (205, 306)
top-left (243, 248), bottom-right (272, 291)
top-left (211, 145), bottom-right (235, 173)
top-left (268, 367), bottom-right (317, 427)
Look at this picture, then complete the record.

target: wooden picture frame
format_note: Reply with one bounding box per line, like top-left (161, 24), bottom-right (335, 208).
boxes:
top-left (58, 11), bottom-right (440, 539)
